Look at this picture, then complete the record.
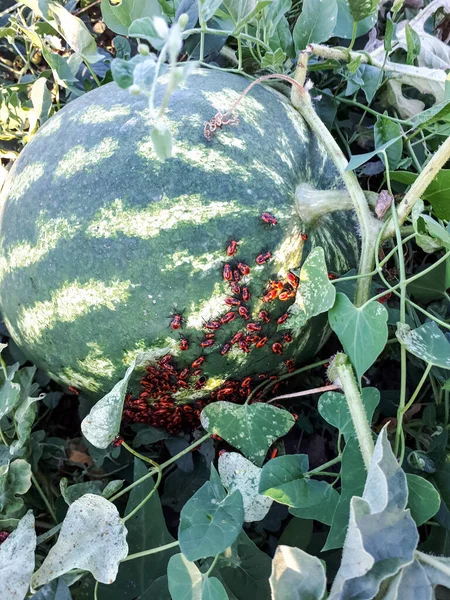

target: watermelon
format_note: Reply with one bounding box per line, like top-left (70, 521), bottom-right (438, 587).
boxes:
top-left (0, 69), bottom-right (359, 398)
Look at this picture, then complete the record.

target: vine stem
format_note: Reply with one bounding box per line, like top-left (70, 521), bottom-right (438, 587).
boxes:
top-left (415, 550), bottom-right (450, 577)
top-left (328, 354), bottom-right (374, 470)
top-left (121, 540), bottom-right (180, 562)
top-left (219, 72), bottom-right (381, 307)
top-left (383, 136), bottom-right (450, 240)
top-left (267, 384), bottom-right (340, 404)
top-left (31, 473), bottom-right (58, 524)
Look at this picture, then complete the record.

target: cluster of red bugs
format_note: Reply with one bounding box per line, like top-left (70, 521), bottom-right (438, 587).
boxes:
top-left (123, 212), bottom-right (305, 434)
top-left (0, 532), bottom-right (9, 545)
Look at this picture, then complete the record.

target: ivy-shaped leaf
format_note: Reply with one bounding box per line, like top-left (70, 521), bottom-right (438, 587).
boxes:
top-left (32, 494), bottom-right (129, 588)
top-left (329, 428), bottom-right (418, 599)
top-left (347, 0), bottom-right (378, 22)
top-left (270, 545), bottom-right (326, 600)
top-left (286, 247), bottom-right (336, 330)
top-left (201, 402), bottom-right (294, 466)
top-left (218, 452), bottom-right (273, 522)
top-left (178, 468), bottom-right (244, 561)
top-left (100, 0), bottom-right (163, 36)
top-left (259, 454), bottom-right (339, 524)
top-left (167, 553), bottom-right (228, 600)
top-left (81, 360), bottom-right (136, 449)
top-left (0, 511), bottom-right (36, 600)
top-left (48, 2), bottom-right (101, 63)
top-left (293, 0), bottom-right (338, 52)
top-left (289, 484), bottom-right (339, 526)
top-left (396, 321), bottom-right (450, 369)
top-left (318, 387), bottom-right (380, 440)
top-left (328, 293), bottom-right (388, 380)
top-left (406, 474), bottom-right (440, 526)
top-left (0, 459), bottom-right (32, 515)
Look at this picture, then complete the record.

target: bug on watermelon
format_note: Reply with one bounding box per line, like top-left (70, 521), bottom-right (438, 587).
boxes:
top-left (201, 338), bottom-right (215, 348)
top-left (237, 262), bottom-right (250, 276)
top-left (231, 331), bottom-right (244, 344)
top-left (256, 252), bottom-right (272, 265)
top-left (238, 306), bottom-right (250, 320)
top-left (179, 336), bottom-right (189, 351)
top-left (261, 212), bottom-right (277, 225)
top-left (241, 286), bottom-right (251, 301)
top-left (255, 336), bottom-right (268, 348)
top-left (277, 313), bottom-right (289, 325)
top-left (169, 313), bottom-right (183, 330)
top-left (272, 342), bottom-right (283, 354)
top-left (226, 240), bottom-right (238, 256)
top-left (223, 263), bottom-right (233, 281)
top-left (192, 356), bottom-right (205, 368)
top-left (221, 311), bottom-right (236, 324)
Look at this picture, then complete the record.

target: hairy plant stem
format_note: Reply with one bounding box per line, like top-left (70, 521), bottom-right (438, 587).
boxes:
top-left (328, 354), bottom-right (374, 470)
top-left (121, 540), bottom-right (180, 562)
top-left (415, 550), bottom-right (450, 577)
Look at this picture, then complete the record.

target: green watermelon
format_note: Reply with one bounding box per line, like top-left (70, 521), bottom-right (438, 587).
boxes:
top-left (0, 69), bottom-right (359, 398)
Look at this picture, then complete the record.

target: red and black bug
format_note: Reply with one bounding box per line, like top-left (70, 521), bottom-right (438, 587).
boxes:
top-left (112, 436), bottom-right (124, 447)
top-left (221, 311), bottom-right (236, 325)
top-left (246, 322), bottom-right (262, 332)
top-left (194, 376), bottom-right (207, 390)
top-left (204, 320), bottom-right (221, 330)
top-left (328, 272), bottom-right (339, 280)
top-left (231, 331), bottom-right (244, 344)
top-left (238, 306), bottom-right (250, 320)
top-left (255, 336), bottom-right (268, 348)
top-left (241, 376), bottom-right (252, 389)
top-left (193, 368), bottom-right (203, 376)
top-left (192, 356), bottom-right (205, 369)
top-left (223, 263), bottom-right (233, 281)
top-left (261, 212), bottom-right (277, 225)
top-left (286, 271), bottom-right (299, 289)
top-left (272, 342), bottom-right (283, 354)
top-left (230, 281), bottom-right (241, 295)
top-left (283, 332), bottom-right (293, 343)
top-left (277, 312), bottom-right (289, 325)
top-left (301, 233), bottom-right (308, 241)
top-left (279, 290), bottom-right (296, 301)
top-left (201, 338), bottom-right (215, 348)
top-left (237, 262), bottom-right (251, 276)
top-left (160, 354), bottom-right (173, 366)
top-left (179, 368), bottom-right (190, 380)
top-left (205, 332), bottom-right (216, 339)
top-left (270, 448), bottom-right (279, 459)
top-left (219, 449), bottom-right (227, 456)
top-left (285, 359), bottom-right (295, 372)
top-left (177, 379), bottom-right (189, 389)
top-left (233, 269), bottom-right (242, 282)
top-left (238, 339), bottom-right (250, 353)
top-left (225, 297), bottom-right (241, 306)
top-left (241, 286), bottom-right (251, 302)
top-left (262, 289), bottom-right (279, 303)
top-left (221, 343), bottom-right (232, 355)
top-left (227, 240), bottom-right (238, 256)
top-left (256, 252), bottom-right (272, 265)
top-left (169, 313), bottom-right (183, 330)
top-left (246, 334), bottom-right (260, 344)
top-left (179, 336), bottom-right (189, 351)
top-left (259, 310), bottom-right (270, 323)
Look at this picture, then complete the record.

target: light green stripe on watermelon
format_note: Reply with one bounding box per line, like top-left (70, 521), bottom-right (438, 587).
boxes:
top-left (0, 68), bottom-right (360, 396)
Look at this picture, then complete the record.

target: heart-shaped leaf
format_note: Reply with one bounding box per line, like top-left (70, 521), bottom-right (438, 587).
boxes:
top-left (406, 474), bottom-right (440, 526)
top-left (178, 467), bottom-right (244, 561)
top-left (396, 321), bottom-right (450, 368)
top-left (32, 494), bottom-right (129, 588)
top-left (81, 360), bottom-right (136, 449)
top-left (218, 452), bottom-right (273, 522)
top-left (270, 545), bottom-right (326, 600)
top-left (200, 402), bottom-right (294, 466)
top-left (0, 511), bottom-right (36, 600)
top-left (328, 293), bottom-right (388, 380)
top-left (318, 387), bottom-right (380, 440)
top-left (287, 247), bottom-right (336, 330)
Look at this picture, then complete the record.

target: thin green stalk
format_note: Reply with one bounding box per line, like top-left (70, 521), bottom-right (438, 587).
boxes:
top-left (121, 441), bottom-right (160, 469)
top-left (307, 454), bottom-right (342, 477)
top-left (328, 354), bottom-right (374, 470)
top-left (348, 21), bottom-right (357, 51)
top-left (182, 27), bottom-right (272, 52)
top-left (31, 473), bottom-right (57, 524)
top-left (84, 60), bottom-right (101, 87)
top-left (317, 89), bottom-right (408, 124)
top-left (94, 581), bottom-right (99, 600)
top-left (403, 364), bottom-right (433, 414)
top-left (122, 467), bottom-right (162, 523)
top-left (416, 550), bottom-right (450, 577)
top-left (237, 36), bottom-right (242, 71)
top-left (445, 389), bottom-right (449, 427)
top-left (110, 432), bottom-right (212, 502)
top-left (392, 203), bottom-right (408, 457)
top-left (205, 553), bottom-right (220, 577)
top-left (0, 427), bottom-right (8, 446)
top-left (121, 540), bottom-right (179, 562)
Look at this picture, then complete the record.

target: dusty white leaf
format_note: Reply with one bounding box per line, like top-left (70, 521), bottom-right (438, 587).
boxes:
top-left (218, 452), bottom-right (273, 522)
top-left (81, 360), bottom-right (136, 449)
top-left (31, 494), bottom-right (128, 588)
top-left (270, 545), bottom-right (326, 600)
top-left (0, 510), bottom-right (36, 600)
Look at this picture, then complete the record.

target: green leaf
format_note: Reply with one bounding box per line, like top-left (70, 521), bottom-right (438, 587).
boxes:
top-left (329, 429), bottom-right (418, 599)
top-left (407, 259), bottom-right (450, 302)
top-left (406, 474), bottom-right (440, 526)
top-left (405, 23), bottom-right (421, 65)
top-left (113, 35), bottom-right (131, 59)
top-left (260, 48), bottom-right (286, 69)
top-left (396, 321), bottom-right (450, 369)
top-left (218, 452), bottom-right (273, 522)
top-left (199, 0), bottom-right (224, 22)
top-left (223, 0), bottom-right (270, 28)
top-left (10, 393), bottom-right (44, 453)
top-left (328, 293), bottom-right (388, 380)
top-left (151, 125), bottom-right (173, 161)
top-left (384, 17), bottom-right (394, 52)
top-left (128, 17), bottom-right (166, 50)
top-left (318, 387), bottom-right (380, 440)
top-left (32, 494), bottom-right (129, 588)
top-left (278, 517), bottom-right (313, 550)
top-left (391, 170), bottom-right (450, 220)
top-left (0, 511), bottom-right (36, 600)
top-left (347, 0), bottom-right (377, 22)
top-left (100, 0), bottom-right (163, 36)
top-left (324, 437), bottom-right (366, 550)
top-left (270, 545), bottom-right (326, 600)
top-left (31, 578), bottom-right (72, 599)
top-left (0, 378), bottom-right (20, 420)
top-left (81, 360), bottom-right (136, 449)
top-left (0, 459), bottom-right (32, 515)
top-left (49, 2), bottom-right (101, 63)
top-left (97, 458), bottom-right (175, 599)
top-left (200, 402), bottom-right (294, 466)
top-left (133, 425), bottom-right (168, 446)
top-left (167, 554), bottom-right (202, 600)
top-left (289, 484), bottom-right (339, 526)
top-left (417, 214), bottom-right (450, 249)
top-left (29, 77), bottom-right (52, 133)
top-left (293, 0), bottom-right (338, 52)
top-left (287, 247), bottom-right (336, 330)
top-left (179, 474), bottom-right (244, 561)
top-left (41, 46), bottom-right (78, 87)
top-left (202, 577), bottom-right (228, 599)
top-left (346, 136), bottom-right (403, 171)
top-left (259, 454), bottom-right (339, 524)
top-left (374, 115), bottom-right (403, 170)
top-left (333, 0), bottom-right (377, 39)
